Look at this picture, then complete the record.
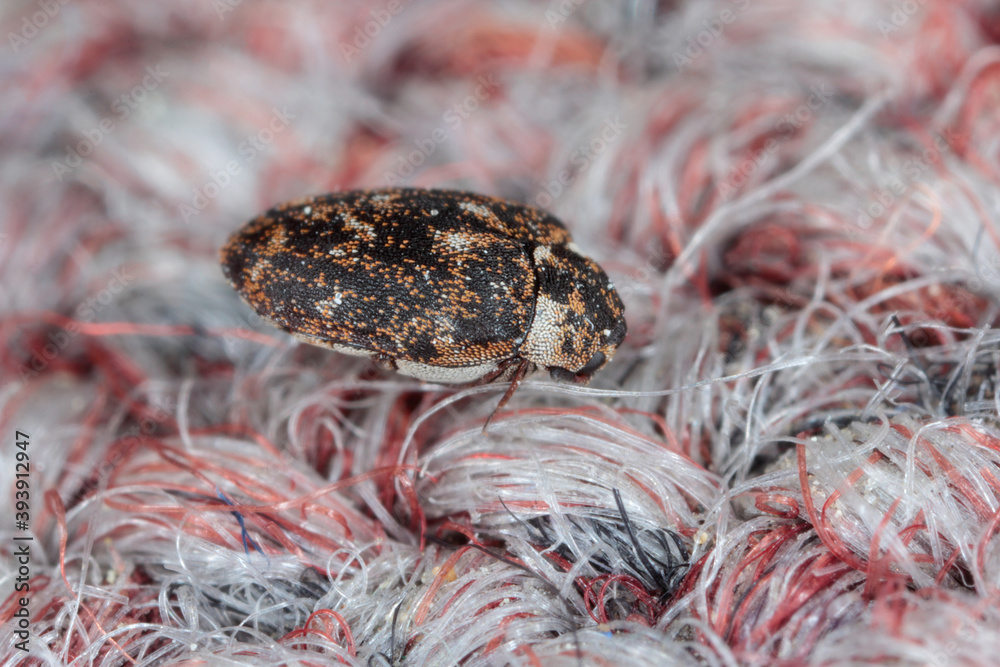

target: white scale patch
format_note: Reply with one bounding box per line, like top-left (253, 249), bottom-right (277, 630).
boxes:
top-left (344, 216), bottom-right (377, 239)
top-left (522, 294), bottom-right (572, 367)
top-left (327, 342), bottom-right (369, 357)
top-left (315, 293), bottom-right (345, 315)
top-left (533, 245), bottom-right (552, 263)
top-left (292, 334), bottom-right (371, 359)
top-left (433, 315), bottom-right (455, 331)
top-left (444, 232), bottom-right (476, 251)
top-left (395, 359), bottom-right (497, 384)
top-left (459, 201), bottom-right (494, 219)
top-left (295, 333), bottom-right (497, 384)
top-left (291, 333), bottom-right (365, 355)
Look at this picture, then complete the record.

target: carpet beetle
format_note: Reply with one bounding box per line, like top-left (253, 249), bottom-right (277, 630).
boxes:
top-left (220, 188), bottom-right (626, 420)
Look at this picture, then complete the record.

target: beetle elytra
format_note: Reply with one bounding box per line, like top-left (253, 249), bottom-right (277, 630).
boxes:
top-left (220, 188), bottom-right (626, 423)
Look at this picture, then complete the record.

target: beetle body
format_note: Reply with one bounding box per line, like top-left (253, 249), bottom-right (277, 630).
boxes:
top-left (220, 188), bottom-right (625, 390)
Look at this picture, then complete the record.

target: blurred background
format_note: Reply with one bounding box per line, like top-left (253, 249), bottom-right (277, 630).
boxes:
top-left (4, 1), bottom-right (1000, 665)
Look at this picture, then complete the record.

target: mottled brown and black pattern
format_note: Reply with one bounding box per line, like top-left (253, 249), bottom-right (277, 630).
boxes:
top-left (220, 188), bottom-right (626, 384)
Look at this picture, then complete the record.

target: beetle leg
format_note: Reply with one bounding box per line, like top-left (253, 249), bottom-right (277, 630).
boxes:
top-left (476, 362), bottom-right (510, 384)
top-left (475, 356), bottom-right (532, 385)
top-left (372, 352), bottom-right (398, 372)
top-left (483, 357), bottom-right (531, 432)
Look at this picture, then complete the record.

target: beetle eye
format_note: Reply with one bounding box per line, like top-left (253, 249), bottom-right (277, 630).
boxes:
top-left (577, 351), bottom-right (606, 376)
top-left (548, 351), bottom-right (607, 384)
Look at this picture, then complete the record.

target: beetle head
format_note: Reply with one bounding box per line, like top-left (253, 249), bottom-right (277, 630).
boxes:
top-left (521, 243), bottom-right (626, 384)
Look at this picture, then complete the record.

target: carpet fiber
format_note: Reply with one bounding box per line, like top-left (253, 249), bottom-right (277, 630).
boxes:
top-left (3, 1), bottom-right (1000, 665)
